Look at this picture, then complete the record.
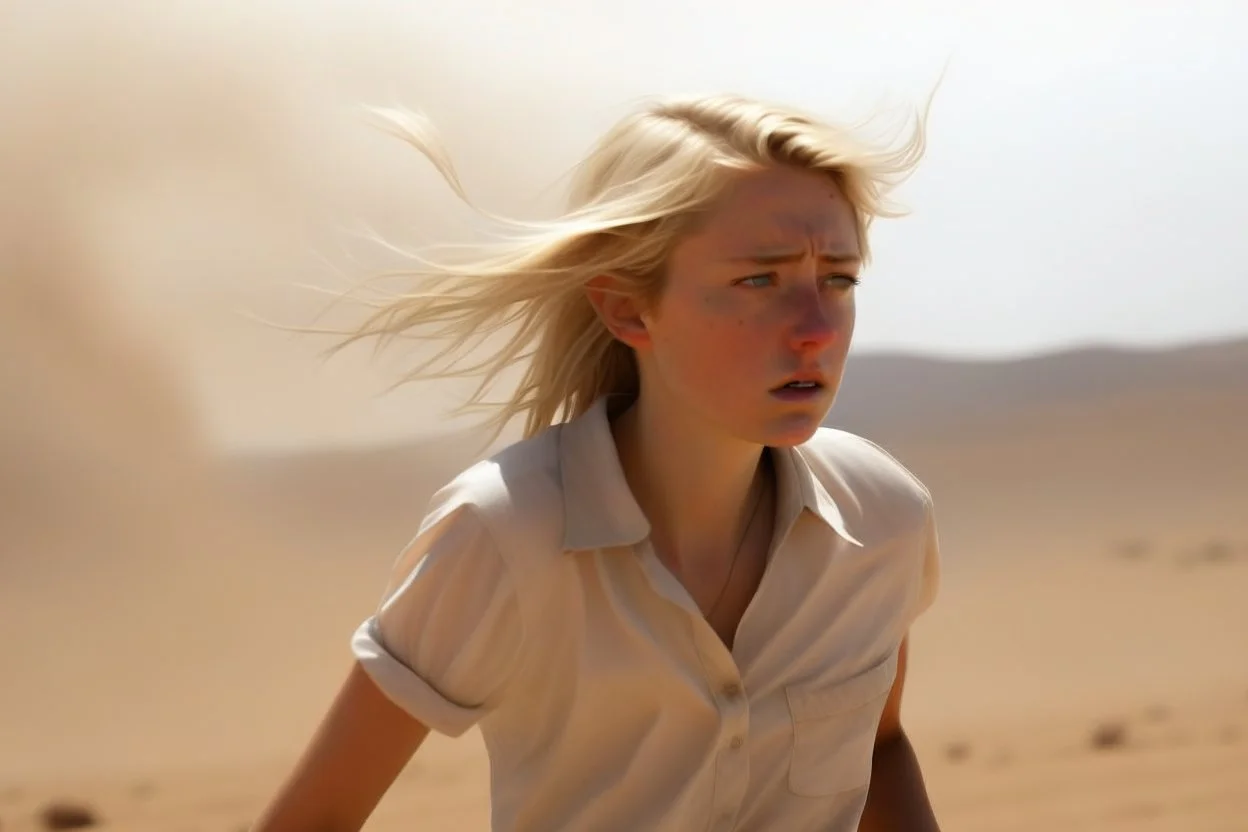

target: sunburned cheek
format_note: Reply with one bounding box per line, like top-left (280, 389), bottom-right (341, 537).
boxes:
top-left (702, 326), bottom-right (770, 388)
top-left (659, 293), bottom-right (767, 384)
top-left (668, 322), bottom-right (755, 384)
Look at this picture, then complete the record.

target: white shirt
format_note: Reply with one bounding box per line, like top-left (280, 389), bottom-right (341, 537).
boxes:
top-left (352, 396), bottom-right (941, 831)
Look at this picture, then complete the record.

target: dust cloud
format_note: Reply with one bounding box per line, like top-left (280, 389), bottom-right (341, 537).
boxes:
top-left (0, 1), bottom-right (607, 558)
top-left (0, 1), bottom-right (593, 775)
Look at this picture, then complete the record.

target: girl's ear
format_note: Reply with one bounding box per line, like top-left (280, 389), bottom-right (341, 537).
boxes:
top-left (584, 275), bottom-right (652, 350)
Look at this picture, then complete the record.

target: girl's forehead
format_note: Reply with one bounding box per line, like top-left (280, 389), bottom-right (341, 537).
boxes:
top-left (693, 193), bottom-right (858, 256)
top-left (703, 168), bottom-right (853, 231)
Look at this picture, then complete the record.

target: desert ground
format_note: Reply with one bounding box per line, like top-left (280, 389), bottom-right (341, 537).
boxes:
top-left (4, 4), bottom-right (1248, 830)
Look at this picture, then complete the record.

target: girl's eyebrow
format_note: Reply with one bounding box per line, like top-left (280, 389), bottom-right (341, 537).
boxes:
top-left (728, 249), bottom-right (862, 267)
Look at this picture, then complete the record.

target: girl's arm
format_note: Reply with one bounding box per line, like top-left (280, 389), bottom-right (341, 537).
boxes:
top-left (858, 637), bottom-right (941, 832)
top-left (250, 662), bottom-right (430, 832)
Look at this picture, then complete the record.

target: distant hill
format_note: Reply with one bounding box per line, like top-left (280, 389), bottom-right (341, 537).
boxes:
top-left (217, 335), bottom-right (1248, 570)
top-left (825, 335), bottom-right (1248, 443)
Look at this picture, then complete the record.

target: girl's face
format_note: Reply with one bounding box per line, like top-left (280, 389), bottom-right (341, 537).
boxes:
top-left (629, 164), bottom-right (861, 447)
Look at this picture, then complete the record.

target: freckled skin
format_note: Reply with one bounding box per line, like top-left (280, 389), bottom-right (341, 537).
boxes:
top-left (640, 165), bottom-right (860, 448)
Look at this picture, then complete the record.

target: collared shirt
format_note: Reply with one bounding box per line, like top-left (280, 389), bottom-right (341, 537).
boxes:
top-left (352, 396), bottom-right (941, 832)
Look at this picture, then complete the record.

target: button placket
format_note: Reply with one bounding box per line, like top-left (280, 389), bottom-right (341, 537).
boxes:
top-left (680, 580), bottom-right (752, 831)
top-left (718, 679), bottom-right (748, 748)
top-left (706, 672), bottom-right (750, 831)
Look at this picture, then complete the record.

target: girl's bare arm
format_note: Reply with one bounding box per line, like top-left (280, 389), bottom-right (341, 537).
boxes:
top-left (250, 662), bottom-right (430, 832)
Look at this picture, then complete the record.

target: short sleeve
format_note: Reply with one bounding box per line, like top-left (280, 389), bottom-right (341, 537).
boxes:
top-left (910, 497), bottom-right (942, 623)
top-left (351, 501), bottom-right (523, 737)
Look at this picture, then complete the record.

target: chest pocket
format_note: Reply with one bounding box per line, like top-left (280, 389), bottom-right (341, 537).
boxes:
top-left (784, 650), bottom-right (899, 797)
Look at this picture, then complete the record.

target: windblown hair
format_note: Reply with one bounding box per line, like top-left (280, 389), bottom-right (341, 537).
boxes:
top-left (334, 92), bottom-right (929, 440)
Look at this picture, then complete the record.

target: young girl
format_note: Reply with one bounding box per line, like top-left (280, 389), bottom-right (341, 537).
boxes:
top-left (254, 92), bottom-right (942, 832)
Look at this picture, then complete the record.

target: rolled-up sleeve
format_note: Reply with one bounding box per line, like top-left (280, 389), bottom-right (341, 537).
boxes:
top-left (351, 501), bottom-right (523, 737)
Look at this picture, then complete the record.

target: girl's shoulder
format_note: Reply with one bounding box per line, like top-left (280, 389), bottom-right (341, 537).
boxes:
top-left (419, 425), bottom-right (570, 566)
top-left (795, 427), bottom-right (935, 527)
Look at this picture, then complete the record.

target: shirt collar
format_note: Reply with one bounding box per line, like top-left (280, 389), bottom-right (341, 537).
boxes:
top-left (776, 442), bottom-right (864, 548)
top-left (558, 397), bottom-right (651, 552)
top-left (557, 396), bottom-right (861, 552)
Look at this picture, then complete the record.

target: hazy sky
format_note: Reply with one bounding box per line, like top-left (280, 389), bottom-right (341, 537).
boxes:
top-left (341, 0), bottom-right (1248, 358)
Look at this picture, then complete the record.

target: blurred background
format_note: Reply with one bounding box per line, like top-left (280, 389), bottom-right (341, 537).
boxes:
top-left (1, 1), bottom-right (1245, 830)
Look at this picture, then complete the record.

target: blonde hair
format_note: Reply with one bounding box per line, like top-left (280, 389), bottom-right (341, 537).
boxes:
top-left (333, 92), bottom-right (929, 441)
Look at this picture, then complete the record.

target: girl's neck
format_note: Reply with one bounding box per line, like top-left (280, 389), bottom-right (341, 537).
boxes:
top-left (609, 391), bottom-right (769, 564)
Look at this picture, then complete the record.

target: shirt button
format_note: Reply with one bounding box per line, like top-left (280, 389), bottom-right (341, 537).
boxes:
top-left (730, 736), bottom-right (744, 750)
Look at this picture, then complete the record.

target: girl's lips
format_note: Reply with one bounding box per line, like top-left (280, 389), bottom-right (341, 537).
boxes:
top-left (770, 383), bottom-right (825, 402)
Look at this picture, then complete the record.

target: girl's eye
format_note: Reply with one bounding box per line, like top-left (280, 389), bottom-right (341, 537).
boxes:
top-left (734, 273), bottom-right (860, 289)
top-left (735, 273), bottom-right (775, 288)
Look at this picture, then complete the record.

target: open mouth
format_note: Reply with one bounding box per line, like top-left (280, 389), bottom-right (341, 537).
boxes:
top-left (772, 379), bottom-right (825, 395)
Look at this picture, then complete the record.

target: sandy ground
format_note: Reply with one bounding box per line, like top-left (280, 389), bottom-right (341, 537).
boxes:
top-left (2, 370), bottom-right (1246, 831)
top-left (2, 545), bottom-right (1246, 832)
